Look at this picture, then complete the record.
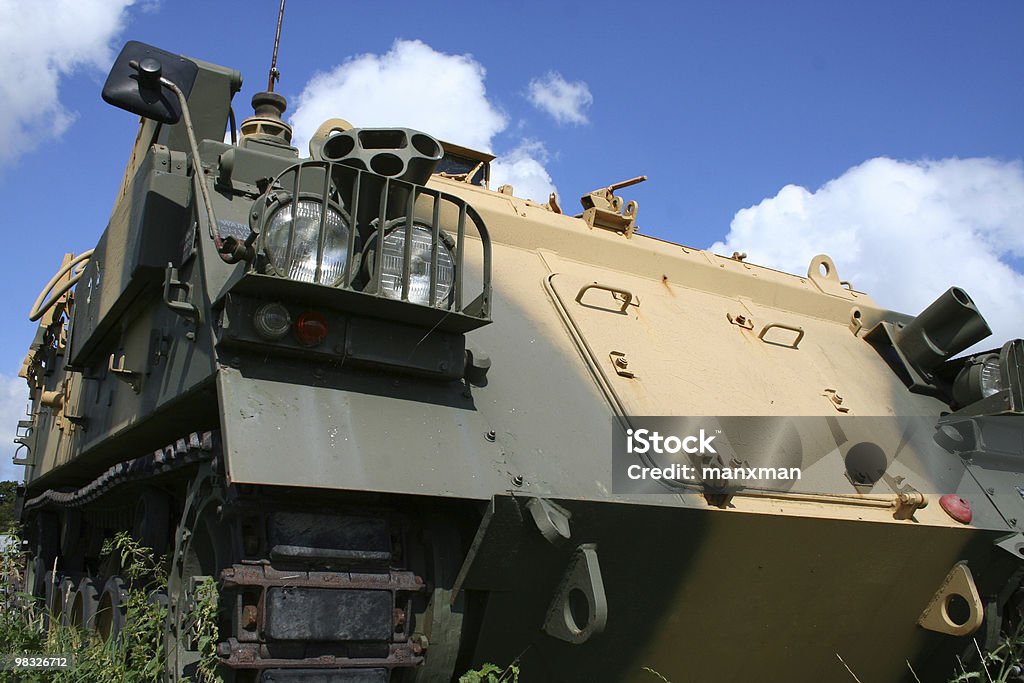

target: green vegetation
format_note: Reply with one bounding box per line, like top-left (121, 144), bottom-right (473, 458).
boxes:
top-left (459, 662), bottom-right (519, 682)
top-left (0, 531), bottom-right (176, 683)
top-left (189, 576), bottom-right (221, 683)
top-left (0, 482), bottom-right (17, 530)
top-left (946, 631), bottom-right (1024, 683)
top-left (0, 527), bottom-right (517, 683)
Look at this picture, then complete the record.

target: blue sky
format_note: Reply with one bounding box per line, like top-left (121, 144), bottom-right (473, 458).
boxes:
top-left (1, 0), bottom-right (1022, 480)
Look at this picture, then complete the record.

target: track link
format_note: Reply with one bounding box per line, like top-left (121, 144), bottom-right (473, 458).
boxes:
top-left (22, 431), bottom-right (218, 512)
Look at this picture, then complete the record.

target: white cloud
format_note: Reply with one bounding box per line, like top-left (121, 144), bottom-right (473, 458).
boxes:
top-left (289, 40), bottom-right (560, 202)
top-left (0, 374), bottom-right (29, 483)
top-left (709, 157), bottom-right (1024, 352)
top-left (0, 0), bottom-right (137, 167)
top-left (290, 39), bottom-right (507, 154)
top-left (491, 140), bottom-right (558, 202)
top-left (527, 71), bottom-right (593, 125)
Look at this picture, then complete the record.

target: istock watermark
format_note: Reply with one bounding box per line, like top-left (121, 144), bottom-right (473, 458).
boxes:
top-left (610, 415), bottom-right (1023, 496)
top-left (624, 462), bottom-right (802, 482)
top-left (622, 426), bottom-right (799, 485)
top-left (626, 428), bottom-right (718, 455)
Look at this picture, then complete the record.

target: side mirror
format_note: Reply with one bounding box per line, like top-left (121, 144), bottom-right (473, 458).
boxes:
top-left (101, 41), bottom-right (199, 124)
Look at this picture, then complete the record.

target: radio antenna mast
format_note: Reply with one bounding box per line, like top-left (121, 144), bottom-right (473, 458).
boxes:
top-left (267, 0), bottom-right (286, 92)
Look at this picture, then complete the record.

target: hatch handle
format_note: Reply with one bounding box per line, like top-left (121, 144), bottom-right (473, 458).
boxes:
top-left (163, 263), bottom-right (202, 326)
top-left (758, 323), bottom-right (804, 349)
top-left (575, 283), bottom-right (636, 313)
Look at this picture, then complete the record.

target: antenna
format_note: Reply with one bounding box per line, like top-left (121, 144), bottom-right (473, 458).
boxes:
top-left (267, 0), bottom-right (286, 92)
top-left (241, 0), bottom-right (291, 142)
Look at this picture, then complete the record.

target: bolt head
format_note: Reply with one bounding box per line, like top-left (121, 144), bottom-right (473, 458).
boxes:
top-left (139, 58), bottom-right (161, 75)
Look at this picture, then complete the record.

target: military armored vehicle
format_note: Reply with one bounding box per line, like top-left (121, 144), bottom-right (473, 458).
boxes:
top-left (12, 36), bottom-right (1024, 683)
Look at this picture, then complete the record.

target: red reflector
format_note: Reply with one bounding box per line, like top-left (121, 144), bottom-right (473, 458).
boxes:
top-left (295, 311), bottom-right (329, 347)
top-left (939, 494), bottom-right (973, 524)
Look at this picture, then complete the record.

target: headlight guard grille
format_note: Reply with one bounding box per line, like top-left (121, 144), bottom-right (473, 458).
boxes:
top-left (240, 160), bottom-right (492, 333)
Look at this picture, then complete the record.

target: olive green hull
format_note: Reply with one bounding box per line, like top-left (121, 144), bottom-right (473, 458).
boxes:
top-left (462, 496), bottom-right (998, 682)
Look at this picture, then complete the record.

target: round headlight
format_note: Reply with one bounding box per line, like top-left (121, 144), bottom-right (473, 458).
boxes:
top-left (373, 223), bottom-right (455, 307)
top-left (264, 198), bottom-right (350, 284)
top-left (978, 356), bottom-right (1005, 398)
top-left (953, 353), bottom-right (1005, 406)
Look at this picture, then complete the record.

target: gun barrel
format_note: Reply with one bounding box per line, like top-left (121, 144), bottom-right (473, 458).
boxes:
top-left (608, 175), bottom-right (648, 192)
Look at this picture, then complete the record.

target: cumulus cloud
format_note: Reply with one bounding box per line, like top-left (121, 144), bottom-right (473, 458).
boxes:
top-left (0, 374), bottom-right (29, 482)
top-left (491, 140), bottom-right (558, 203)
top-left (289, 40), bottom-right (560, 202)
top-left (0, 0), bottom-right (137, 167)
top-left (527, 71), bottom-right (593, 125)
top-left (709, 157), bottom-right (1024, 351)
top-left (290, 40), bottom-right (507, 153)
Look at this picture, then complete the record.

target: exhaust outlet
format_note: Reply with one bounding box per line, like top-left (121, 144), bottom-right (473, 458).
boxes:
top-left (894, 287), bottom-right (991, 376)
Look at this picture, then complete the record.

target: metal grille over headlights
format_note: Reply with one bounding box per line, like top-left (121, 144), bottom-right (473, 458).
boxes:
top-left (375, 223), bottom-right (455, 307)
top-left (264, 198), bottom-right (351, 284)
top-left (245, 158), bottom-right (492, 334)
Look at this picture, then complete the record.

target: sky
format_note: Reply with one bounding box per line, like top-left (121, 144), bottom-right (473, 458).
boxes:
top-left (0, 0), bottom-right (1022, 480)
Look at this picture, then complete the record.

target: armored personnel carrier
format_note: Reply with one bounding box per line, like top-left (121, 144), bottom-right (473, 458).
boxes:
top-left (12, 39), bottom-right (1023, 682)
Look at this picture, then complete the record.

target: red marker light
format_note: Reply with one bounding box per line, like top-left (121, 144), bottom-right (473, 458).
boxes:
top-left (295, 311), bottom-right (328, 347)
top-left (939, 494), bottom-right (973, 525)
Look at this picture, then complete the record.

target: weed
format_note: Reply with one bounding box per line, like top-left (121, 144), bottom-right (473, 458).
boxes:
top-left (0, 530), bottom-right (187, 682)
top-left (642, 667), bottom-right (671, 682)
top-left (459, 662), bottom-right (520, 682)
top-left (947, 629), bottom-right (1024, 683)
top-left (189, 576), bottom-right (220, 683)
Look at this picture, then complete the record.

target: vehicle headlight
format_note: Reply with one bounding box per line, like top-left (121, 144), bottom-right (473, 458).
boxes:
top-left (264, 198), bottom-right (350, 284)
top-left (370, 222), bottom-right (455, 307)
top-left (977, 356), bottom-right (1005, 398)
top-left (952, 339), bottom-right (1023, 411)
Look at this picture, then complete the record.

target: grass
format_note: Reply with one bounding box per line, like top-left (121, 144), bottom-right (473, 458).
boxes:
top-left (0, 526), bottom-right (514, 683)
top-left (459, 663), bottom-right (520, 682)
top-left (945, 630), bottom-right (1024, 683)
top-left (0, 530), bottom-right (190, 683)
